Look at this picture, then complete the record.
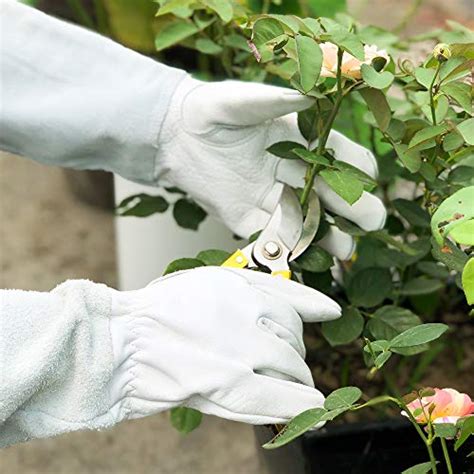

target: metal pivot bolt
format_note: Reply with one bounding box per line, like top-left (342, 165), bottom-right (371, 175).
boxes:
top-left (262, 241), bottom-right (282, 260)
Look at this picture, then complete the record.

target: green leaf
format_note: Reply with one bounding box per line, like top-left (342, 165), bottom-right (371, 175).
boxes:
top-left (394, 144), bottom-right (421, 173)
top-left (399, 277), bottom-right (443, 296)
top-left (321, 306), bottom-right (364, 346)
top-left (359, 88), bottom-right (391, 132)
top-left (346, 267), bottom-right (392, 308)
top-left (414, 67), bottom-right (436, 89)
top-left (393, 199), bottom-right (431, 228)
top-left (443, 130), bottom-right (465, 152)
top-left (117, 193), bottom-right (169, 217)
top-left (431, 237), bottom-right (468, 273)
top-left (457, 118), bottom-right (474, 145)
top-left (368, 305), bottom-right (421, 341)
top-left (324, 387), bottom-right (362, 410)
top-left (200, 0), bottom-right (233, 23)
top-left (455, 416), bottom-right (474, 451)
top-left (292, 149), bottom-right (330, 165)
top-left (163, 258), bottom-right (205, 275)
top-left (364, 339), bottom-right (390, 354)
top-left (407, 124), bottom-right (449, 152)
top-left (332, 161), bottom-right (377, 191)
top-left (170, 407), bottom-right (203, 434)
top-left (173, 198), bottom-right (207, 230)
top-left (196, 249), bottom-right (231, 266)
top-left (296, 245), bottom-right (333, 272)
top-left (195, 37), bottom-right (223, 55)
top-left (417, 262), bottom-right (450, 279)
top-left (440, 57), bottom-right (474, 84)
top-left (462, 258), bottom-right (474, 305)
top-left (434, 423), bottom-right (458, 439)
top-left (263, 408), bottom-right (327, 449)
top-left (361, 64), bottom-right (394, 89)
top-left (450, 219), bottom-right (474, 245)
top-left (387, 119), bottom-right (406, 143)
top-left (266, 141), bottom-right (304, 159)
top-left (252, 17), bottom-right (285, 46)
top-left (402, 461), bottom-right (436, 474)
top-left (319, 169), bottom-right (364, 205)
top-left (295, 35), bottom-right (322, 93)
top-left (155, 20), bottom-right (199, 51)
top-left (330, 32), bottom-right (364, 61)
top-left (333, 216), bottom-right (365, 236)
top-left (431, 186), bottom-right (474, 245)
top-left (374, 351), bottom-right (392, 369)
top-left (297, 106), bottom-right (320, 142)
top-left (320, 406), bottom-right (350, 421)
top-left (441, 82), bottom-right (472, 113)
top-left (389, 323), bottom-right (449, 349)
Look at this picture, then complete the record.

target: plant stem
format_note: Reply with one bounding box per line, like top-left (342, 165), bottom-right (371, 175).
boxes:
top-left (440, 438), bottom-right (453, 474)
top-left (429, 63), bottom-right (442, 125)
top-left (300, 49), bottom-right (344, 207)
top-left (398, 398), bottom-right (438, 474)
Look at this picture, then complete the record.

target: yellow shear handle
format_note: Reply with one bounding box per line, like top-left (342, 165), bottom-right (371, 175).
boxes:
top-left (222, 250), bottom-right (291, 279)
top-left (222, 250), bottom-right (248, 269)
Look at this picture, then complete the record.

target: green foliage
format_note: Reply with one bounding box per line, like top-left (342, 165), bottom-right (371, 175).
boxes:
top-left (170, 407), bottom-right (203, 434)
top-left (109, 1), bottom-right (473, 461)
top-left (163, 258), bottom-right (205, 275)
top-left (461, 258), bottom-right (474, 305)
top-left (173, 198), bottom-right (207, 230)
top-left (321, 306), bottom-right (364, 346)
top-left (117, 193), bottom-right (168, 217)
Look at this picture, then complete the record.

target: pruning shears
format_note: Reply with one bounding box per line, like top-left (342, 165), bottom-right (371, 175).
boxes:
top-left (222, 184), bottom-right (320, 278)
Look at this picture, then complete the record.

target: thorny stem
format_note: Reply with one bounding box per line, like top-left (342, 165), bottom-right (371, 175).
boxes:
top-left (440, 437), bottom-right (454, 474)
top-left (300, 48), bottom-right (344, 207)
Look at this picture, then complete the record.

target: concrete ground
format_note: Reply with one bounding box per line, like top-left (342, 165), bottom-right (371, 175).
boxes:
top-left (0, 153), bottom-right (261, 474)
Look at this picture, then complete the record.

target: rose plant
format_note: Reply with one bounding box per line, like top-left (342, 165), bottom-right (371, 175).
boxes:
top-left (112, 1), bottom-right (474, 472)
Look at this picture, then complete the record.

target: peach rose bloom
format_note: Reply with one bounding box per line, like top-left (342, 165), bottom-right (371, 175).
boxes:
top-left (403, 388), bottom-right (474, 424)
top-left (319, 42), bottom-right (390, 80)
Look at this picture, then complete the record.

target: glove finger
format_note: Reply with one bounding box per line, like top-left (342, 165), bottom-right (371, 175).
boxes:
top-left (184, 81), bottom-right (314, 130)
top-left (318, 225), bottom-right (356, 260)
top-left (223, 373), bottom-right (325, 424)
top-left (252, 330), bottom-right (314, 387)
top-left (226, 268), bottom-right (341, 322)
top-left (326, 130), bottom-right (378, 178)
top-left (315, 177), bottom-right (387, 231)
top-left (255, 293), bottom-right (305, 357)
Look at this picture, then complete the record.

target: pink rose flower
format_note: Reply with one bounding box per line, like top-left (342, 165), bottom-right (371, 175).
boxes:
top-left (319, 42), bottom-right (390, 80)
top-left (403, 388), bottom-right (474, 424)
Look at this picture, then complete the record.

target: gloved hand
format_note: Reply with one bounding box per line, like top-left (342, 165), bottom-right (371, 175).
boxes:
top-left (158, 77), bottom-right (386, 260)
top-left (108, 266), bottom-right (341, 425)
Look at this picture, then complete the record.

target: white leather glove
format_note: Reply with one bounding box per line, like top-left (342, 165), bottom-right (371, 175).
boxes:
top-left (158, 77), bottom-right (387, 260)
top-left (108, 266), bottom-right (341, 425)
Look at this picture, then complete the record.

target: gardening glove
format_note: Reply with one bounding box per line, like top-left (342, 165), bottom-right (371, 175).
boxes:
top-left (109, 266), bottom-right (341, 425)
top-left (159, 76), bottom-right (387, 260)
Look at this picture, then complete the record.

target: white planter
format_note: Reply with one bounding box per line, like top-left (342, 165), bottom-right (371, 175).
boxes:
top-left (114, 175), bottom-right (237, 290)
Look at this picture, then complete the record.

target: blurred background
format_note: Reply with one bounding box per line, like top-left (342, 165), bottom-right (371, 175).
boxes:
top-left (0, 0), bottom-right (472, 472)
